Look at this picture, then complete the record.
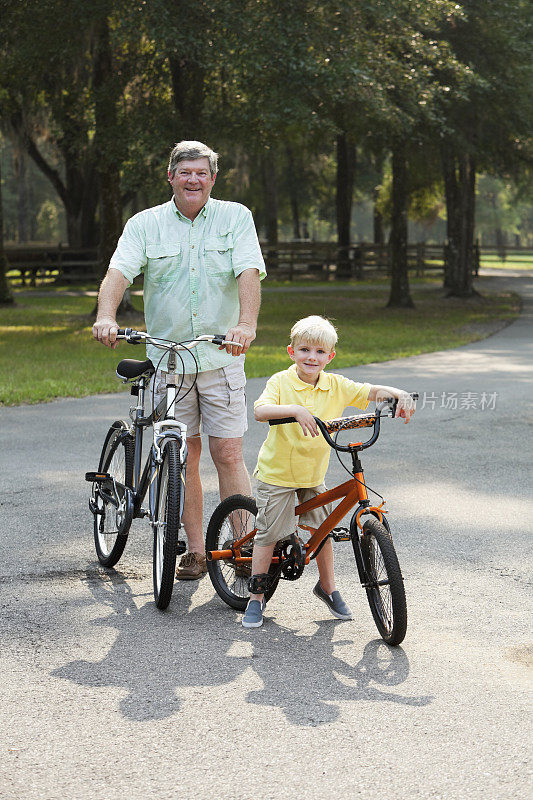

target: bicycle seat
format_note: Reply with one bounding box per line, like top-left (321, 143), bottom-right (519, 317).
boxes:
top-left (116, 359), bottom-right (155, 380)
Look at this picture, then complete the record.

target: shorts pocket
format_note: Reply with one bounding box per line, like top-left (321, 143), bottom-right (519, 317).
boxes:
top-left (223, 362), bottom-right (246, 410)
top-left (145, 243), bottom-right (182, 283)
top-left (204, 231), bottom-right (233, 274)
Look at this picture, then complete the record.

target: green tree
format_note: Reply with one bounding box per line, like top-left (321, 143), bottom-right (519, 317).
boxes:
top-left (439, 0), bottom-right (533, 295)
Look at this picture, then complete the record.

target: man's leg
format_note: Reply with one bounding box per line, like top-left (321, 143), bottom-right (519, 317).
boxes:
top-left (208, 436), bottom-right (252, 500)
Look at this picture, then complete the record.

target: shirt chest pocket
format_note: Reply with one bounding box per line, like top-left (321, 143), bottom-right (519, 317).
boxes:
top-left (145, 243), bottom-right (182, 283)
top-left (203, 232), bottom-right (233, 274)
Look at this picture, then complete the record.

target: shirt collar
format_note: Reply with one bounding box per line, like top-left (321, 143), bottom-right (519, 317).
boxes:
top-left (287, 363), bottom-right (331, 391)
top-left (171, 197), bottom-right (211, 222)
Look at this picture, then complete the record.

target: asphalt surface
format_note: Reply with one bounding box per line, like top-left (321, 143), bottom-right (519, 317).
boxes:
top-left (1, 271), bottom-right (531, 800)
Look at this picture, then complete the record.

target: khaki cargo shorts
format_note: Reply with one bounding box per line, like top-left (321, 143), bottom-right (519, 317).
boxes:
top-left (150, 360), bottom-right (247, 438)
top-left (254, 479), bottom-right (333, 547)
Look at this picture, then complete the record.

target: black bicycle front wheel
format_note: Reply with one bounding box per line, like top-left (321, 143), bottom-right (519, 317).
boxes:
top-left (92, 423), bottom-right (134, 568)
top-left (206, 494), bottom-right (279, 611)
top-left (152, 439), bottom-right (182, 609)
top-left (360, 517), bottom-right (407, 646)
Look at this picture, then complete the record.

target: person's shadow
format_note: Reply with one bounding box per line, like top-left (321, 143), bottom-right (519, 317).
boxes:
top-left (53, 569), bottom-right (432, 724)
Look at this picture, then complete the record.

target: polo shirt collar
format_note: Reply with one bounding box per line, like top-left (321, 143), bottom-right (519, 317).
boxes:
top-left (287, 363), bottom-right (331, 391)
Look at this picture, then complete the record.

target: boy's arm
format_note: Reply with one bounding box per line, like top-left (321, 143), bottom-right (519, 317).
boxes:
top-left (367, 385), bottom-right (416, 423)
top-left (254, 404), bottom-right (320, 437)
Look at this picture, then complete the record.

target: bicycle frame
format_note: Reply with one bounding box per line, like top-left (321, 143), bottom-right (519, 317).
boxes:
top-left (207, 452), bottom-right (386, 569)
top-left (125, 364), bottom-right (188, 524)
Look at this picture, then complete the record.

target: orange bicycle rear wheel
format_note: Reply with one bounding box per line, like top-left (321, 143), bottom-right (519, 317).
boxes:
top-left (206, 494), bottom-right (279, 610)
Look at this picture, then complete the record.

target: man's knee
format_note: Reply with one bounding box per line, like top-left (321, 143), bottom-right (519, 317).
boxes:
top-left (209, 436), bottom-right (244, 467)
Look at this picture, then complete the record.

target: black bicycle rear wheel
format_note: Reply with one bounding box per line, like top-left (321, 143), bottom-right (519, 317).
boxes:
top-left (152, 439), bottom-right (182, 609)
top-left (92, 423), bottom-right (134, 568)
top-left (206, 494), bottom-right (279, 611)
top-left (360, 517), bottom-right (407, 646)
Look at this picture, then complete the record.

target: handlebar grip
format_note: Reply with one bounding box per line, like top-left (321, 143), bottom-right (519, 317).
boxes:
top-left (268, 417), bottom-right (297, 425)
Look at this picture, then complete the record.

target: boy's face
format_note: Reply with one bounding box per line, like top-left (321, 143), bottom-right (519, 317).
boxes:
top-left (287, 340), bottom-right (335, 384)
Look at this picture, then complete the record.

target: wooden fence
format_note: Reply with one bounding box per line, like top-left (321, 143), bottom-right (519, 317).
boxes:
top-left (5, 244), bottom-right (100, 287)
top-left (6, 240), bottom-right (528, 286)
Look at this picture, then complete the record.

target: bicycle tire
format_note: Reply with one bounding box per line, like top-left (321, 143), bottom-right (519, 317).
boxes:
top-left (359, 517), bottom-right (407, 646)
top-left (92, 423), bottom-right (134, 568)
top-left (206, 494), bottom-right (279, 611)
top-left (152, 439), bottom-right (182, 609)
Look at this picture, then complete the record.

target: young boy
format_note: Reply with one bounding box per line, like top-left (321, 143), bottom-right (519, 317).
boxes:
top-left (242, 315), bottom-right (415, 628)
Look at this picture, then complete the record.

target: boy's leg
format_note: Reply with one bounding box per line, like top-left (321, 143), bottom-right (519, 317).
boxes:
top-left (315, 537), bottom-right (336, 595)
top-left (248, 542), bottom-right (276, 603)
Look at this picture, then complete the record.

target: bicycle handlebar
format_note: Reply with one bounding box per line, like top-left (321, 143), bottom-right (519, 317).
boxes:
top-left (268, 393), bottom-right (418, 452)
top-left (116, 328), bottom-right (243, 351)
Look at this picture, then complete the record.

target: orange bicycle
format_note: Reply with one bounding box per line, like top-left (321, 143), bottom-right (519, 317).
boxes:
top-left (206, 395), bottom-right (417, 646)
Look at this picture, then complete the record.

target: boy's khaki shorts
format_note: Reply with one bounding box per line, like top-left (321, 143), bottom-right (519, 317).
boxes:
top-left (254, 479), bottom-right (333, 547)
top-left (150, 360), bottom-right (247, 438)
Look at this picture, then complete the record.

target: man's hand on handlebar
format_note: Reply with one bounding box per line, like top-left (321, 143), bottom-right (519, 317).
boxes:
top-left (93, 316), bottom-right (119, 349)
top-left (221, 321), bottom-right (256, 356)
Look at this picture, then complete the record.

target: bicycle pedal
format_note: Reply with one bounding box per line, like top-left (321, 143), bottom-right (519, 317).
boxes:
top-left (331, 527), bottom-right (351, 542)
top-left (85, 471), bottom-right (111, 483)
top-left (177, 539), bottom-right (187, 555)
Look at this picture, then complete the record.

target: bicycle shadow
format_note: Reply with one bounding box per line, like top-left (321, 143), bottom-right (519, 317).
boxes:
top-left (52, 569), bottom-right (432, 725)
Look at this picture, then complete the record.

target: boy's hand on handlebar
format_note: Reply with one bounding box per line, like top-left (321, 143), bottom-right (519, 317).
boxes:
top-left (293, 406), bottom-right (319, 437)
top-left (395, 392), bottom-right (416, 423)
top-left (221, 322), bottom-right (256, 356)
top-left (93, 316), bottom-right (119, 349)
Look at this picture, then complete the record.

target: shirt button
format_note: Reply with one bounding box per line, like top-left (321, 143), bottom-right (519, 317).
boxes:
top-left (193, 313), bottom-right (197, 317)
top-left (191, 245), bottom-right (195, 249)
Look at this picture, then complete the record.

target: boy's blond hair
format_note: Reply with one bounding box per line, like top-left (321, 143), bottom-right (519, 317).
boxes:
top-left (290, 316), bottom-right (337, 351)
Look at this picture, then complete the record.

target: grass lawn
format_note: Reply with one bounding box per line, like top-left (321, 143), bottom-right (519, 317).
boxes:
top-left (480, 252), bottom-right (533, 270)
top-left (0, 280), bottom-right (520, 405)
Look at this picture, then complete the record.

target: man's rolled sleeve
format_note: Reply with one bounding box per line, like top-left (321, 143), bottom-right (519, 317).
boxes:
top-left (231, 207), bottom-right (266, 281)
top-left (109, 216), bottom-right (147, 284)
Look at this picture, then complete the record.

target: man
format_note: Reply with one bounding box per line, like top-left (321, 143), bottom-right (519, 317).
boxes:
top-left (93, 140), bottom-right (266, 579)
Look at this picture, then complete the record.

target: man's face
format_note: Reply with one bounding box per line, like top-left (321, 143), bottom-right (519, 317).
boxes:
top-left (169, 157), bottom-right (216, 218)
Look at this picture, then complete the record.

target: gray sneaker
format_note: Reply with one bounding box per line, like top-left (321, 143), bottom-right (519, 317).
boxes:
top-left (242, 599), bottom-right (266, 628)
top-left (313, 581), bottom-right (353, 620)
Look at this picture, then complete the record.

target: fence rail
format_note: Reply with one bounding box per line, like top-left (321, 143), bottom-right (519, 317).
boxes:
top-left (6, 241), bottom-right (529, 286)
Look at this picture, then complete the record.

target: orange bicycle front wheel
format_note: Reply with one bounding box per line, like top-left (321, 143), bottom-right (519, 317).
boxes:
top-left (360, 517), bottom-right (407, 646)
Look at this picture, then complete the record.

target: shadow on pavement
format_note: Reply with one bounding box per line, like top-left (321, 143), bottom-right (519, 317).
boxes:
top-left (52, 569), bottom-right (432, 725)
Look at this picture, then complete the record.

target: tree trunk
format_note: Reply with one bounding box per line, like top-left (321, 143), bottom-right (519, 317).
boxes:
top-left (12, 115), bottom-right (99, 248)
top-left (373, 153), bottom-right (385, 247)
top-left (442, 147), bottom-right (477, 297)
top-left (261, 152), bottom-right (278, 273)
top-left (13, 145), bottom-right (30, 243)
top-left (93, 14), bottom-right (133, 314)
top-left (168, 55), bottom-right (206, 139)
top-left (286, 145), bottom-right (301, 239)
top-left (0, 157), bottom-right (15, 305)
top-left (336, 132), bottom-right (356, 278)
top-left (387, 142), bottom-right (414, 308)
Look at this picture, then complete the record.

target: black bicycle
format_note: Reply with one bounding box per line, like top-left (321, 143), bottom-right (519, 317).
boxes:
top-left (86, 328), bottom-right (241, 609)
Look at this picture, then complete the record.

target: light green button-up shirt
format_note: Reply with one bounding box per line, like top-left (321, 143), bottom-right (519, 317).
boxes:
top-left (110, 197), bottom-right (266, 372)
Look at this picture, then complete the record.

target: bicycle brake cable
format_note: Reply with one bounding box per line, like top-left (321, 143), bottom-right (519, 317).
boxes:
top-left (333, 427), bottom-right (385, 503)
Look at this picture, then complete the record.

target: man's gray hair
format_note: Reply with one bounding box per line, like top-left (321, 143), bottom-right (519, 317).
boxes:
top-left (168, 140), bottom-right (219, 177)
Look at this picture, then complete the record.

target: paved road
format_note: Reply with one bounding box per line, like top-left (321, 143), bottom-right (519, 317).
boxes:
top-left (1, 273), bottom-right (531, 800)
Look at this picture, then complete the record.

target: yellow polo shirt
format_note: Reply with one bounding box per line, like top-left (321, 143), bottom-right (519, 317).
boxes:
top-left (254, 364), bottom-right (371, 488)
